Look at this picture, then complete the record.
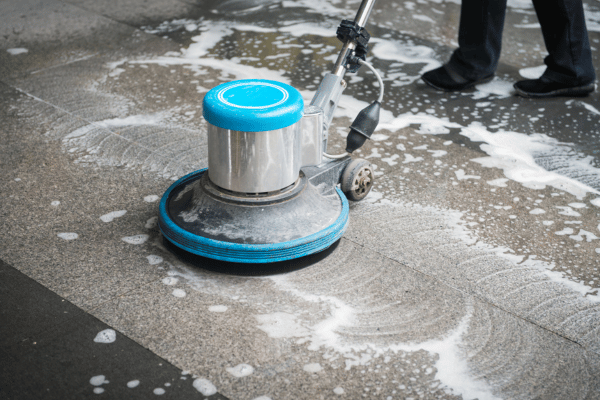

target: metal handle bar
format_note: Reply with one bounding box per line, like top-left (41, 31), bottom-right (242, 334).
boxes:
top-left (332, 0), bottom-right (378, 76)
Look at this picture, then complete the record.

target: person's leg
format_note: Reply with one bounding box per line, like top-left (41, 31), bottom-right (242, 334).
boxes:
top-left (421, 0), bottom-right (507, 91)
top-left (532, 0), bottom-right (595, 84)
top-left (514, 0), bottom-right (595, 97)
top-left (449, 0), bottom-right (508, 80)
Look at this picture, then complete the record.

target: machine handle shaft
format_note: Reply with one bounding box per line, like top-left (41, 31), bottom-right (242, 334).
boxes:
top-left (353, 0), bottom-right (377, 28)
top-left (332, 0), bottom-right (378, 76)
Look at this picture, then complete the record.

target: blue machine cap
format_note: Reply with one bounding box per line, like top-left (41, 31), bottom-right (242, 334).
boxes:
top-left (202, 79), bottom-right (304, 132)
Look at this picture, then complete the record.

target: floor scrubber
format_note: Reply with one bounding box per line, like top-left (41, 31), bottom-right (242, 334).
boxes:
top-left (159, 0), bottom-right (383, 264)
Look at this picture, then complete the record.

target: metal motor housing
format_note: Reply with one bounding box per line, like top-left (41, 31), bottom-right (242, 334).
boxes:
top-left (204, 79), bottom-right (324, 194)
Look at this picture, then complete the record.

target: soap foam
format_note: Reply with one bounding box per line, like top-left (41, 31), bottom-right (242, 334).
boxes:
top-left (122, 234), bottom-right (149, 244)
top-left (90, 375), bottom-right (108, 386)
top-left (147, 255), bottom-right (163, 265)
top-left (193, 378), bottom-right (217, 396)
top-left (144, 195), bottom-right (160, 202)
top-left (7, 48), bottom-right (28, 55)
top-left (162, 277), bottom-right (178, 285)
top-left (145, 217), bottom-right (158, 229)
top-left (303, 363), bottom-right (323, 373)
top-left (93, 329), bottom-right (116, 343)
top-left (519, 65), bottom-right (545, 79)
top-left (57, 232), bottom-right (78, 240)
top-left (100, 210), bottom-right (127, 223)
top-left (226, 363), bottom-right (254, 377)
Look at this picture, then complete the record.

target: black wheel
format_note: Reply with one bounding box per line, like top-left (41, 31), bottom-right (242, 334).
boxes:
top-left (341, 159), bottom-right (374, 201)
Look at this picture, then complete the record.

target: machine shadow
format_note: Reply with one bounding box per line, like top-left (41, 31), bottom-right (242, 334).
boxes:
top-left (163, 237), bottom-right (340, 276)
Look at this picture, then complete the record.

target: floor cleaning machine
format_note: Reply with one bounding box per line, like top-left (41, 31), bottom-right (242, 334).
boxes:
top-left (159, 0), bottom-right (383, 264)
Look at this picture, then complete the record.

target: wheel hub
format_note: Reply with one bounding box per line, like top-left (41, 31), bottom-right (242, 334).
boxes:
top-left (352, 167), bottom-right (373, 195)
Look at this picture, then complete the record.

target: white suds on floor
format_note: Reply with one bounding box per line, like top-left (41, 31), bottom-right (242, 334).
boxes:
top-left (226, 363), bottom-right (254, 377)
top-left (147, 255), bottom-right (163, 265)
top-left (57, 232), bottom-right (78, 240)
top-left (144, 195), bottom-right (160, 202)
top-left (193, 378), bottom-right (217, 396)
top-left (7, 48), bottom-right (28, 55)
top-left (90, 375), bottom-right (109, 386)
top-left (100, 210), bottom-right (127, 223)
top-left (93, 329), bottom-right (116, 343)
top-left (122, 234), bottom-right (149, 244)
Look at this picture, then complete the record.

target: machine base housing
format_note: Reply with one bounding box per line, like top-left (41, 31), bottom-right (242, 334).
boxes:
top-left (159, 167), bottom-right (349, 264)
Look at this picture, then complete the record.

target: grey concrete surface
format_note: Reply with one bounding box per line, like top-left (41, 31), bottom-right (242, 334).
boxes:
top-left (1, 0), bottom-right (600, 399)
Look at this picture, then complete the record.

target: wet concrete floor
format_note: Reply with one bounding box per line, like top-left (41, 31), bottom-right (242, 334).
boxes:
top-left (1, 0), bottom-right (600, 399)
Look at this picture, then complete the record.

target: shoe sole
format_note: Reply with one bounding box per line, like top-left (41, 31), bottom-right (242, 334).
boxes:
top-left (514, 83), bottom-right (595, 98)
top-left (422, 74), bottom-right (494, 92)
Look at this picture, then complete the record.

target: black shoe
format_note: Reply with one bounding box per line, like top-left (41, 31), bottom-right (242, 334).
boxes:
top-left (514, 78), bottom-right (595, 98)
top-left (421, 65), bottom-right (494, 92)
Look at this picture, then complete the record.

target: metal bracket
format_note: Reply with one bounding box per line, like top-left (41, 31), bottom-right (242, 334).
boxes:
top-left (336, 20), bottom-right (371, 73)
top-left (309, 73), bottom-right (347, 152)
top-left (302, 157), bottom-right (352, 196)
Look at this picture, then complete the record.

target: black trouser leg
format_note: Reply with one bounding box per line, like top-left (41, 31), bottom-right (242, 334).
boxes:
top-left (532, 0), bottom-right (596, 84)
top-left (449, 0), bottom-right (507, 80)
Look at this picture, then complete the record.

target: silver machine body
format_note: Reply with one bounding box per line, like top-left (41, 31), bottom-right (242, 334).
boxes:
top-left (207, 106), bottom-right (325, 194)
top-left (207, 0), bottom-right (378, 195)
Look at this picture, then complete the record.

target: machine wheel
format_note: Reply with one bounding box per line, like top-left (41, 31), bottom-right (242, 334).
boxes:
top-left (341, 159), bottom-right (374, 201)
